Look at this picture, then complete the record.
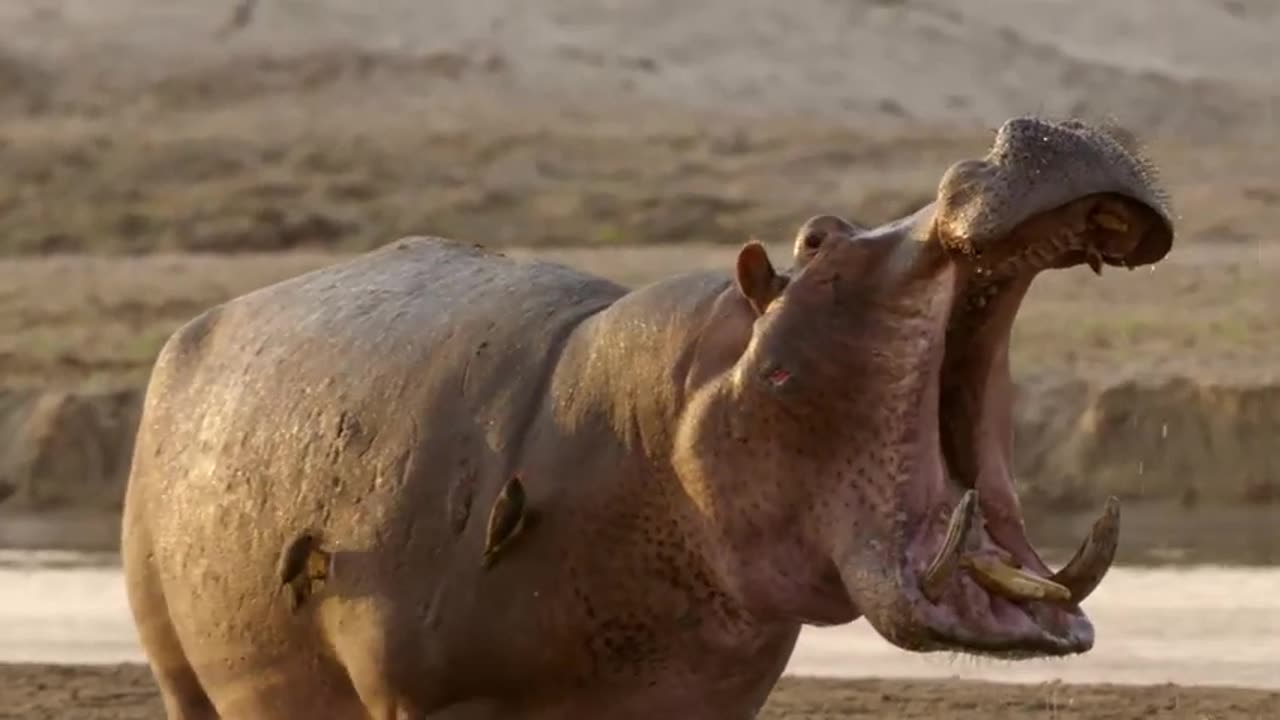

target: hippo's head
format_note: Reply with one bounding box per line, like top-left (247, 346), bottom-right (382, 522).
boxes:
top-left (674, 117), bottom-right (1172, 657)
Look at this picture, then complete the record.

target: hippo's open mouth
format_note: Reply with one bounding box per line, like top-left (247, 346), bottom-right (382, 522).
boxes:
top-left (911, 196), bottom-right (1151, 656)
top-left (891, 120), bottom-right (1173, 657)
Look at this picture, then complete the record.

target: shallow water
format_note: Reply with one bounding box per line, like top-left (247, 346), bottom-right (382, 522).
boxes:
top-left (1, 552), bottom-right (1276, 690)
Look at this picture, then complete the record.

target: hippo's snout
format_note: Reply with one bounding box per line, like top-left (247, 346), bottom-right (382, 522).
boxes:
top-left (932, 116), bottom-right (1174, 275)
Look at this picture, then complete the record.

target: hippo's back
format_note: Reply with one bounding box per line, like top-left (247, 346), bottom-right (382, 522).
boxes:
top-left (120, 237), bottom-right (626, 713)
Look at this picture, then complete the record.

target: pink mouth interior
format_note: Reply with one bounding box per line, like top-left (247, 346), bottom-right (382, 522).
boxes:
top-left (914, 243), bottom-right (1094, 654)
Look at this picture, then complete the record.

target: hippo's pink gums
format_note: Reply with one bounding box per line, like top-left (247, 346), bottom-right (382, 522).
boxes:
top-left (121, 116), bottom-right (1173, 719)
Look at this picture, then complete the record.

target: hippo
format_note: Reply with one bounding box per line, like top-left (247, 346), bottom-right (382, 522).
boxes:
top-left (120, 115), bottom-right (1173, 719)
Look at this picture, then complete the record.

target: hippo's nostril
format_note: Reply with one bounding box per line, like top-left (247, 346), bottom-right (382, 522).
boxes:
top-left (803, 231), bottom-right (824, 249)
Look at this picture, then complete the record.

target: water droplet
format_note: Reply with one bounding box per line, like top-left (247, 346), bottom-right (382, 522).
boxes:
top-left (1138, 460), bottom-right (1145, 475)
top-left (1161, 423), bottom-right (1168, 439)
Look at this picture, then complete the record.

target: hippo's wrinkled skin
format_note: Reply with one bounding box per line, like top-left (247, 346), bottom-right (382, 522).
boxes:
top-left (121, 116), bottom-right (1174, 719)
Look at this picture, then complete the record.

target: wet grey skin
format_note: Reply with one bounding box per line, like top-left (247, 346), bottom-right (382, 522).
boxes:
top-left (121, 115), bottom-right (1173, 719)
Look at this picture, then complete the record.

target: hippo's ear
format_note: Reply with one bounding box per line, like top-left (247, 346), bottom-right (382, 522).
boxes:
top-left (735, 240), bottom-right (784, 316)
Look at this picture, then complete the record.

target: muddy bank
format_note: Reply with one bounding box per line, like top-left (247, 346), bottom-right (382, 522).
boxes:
top-left (0, 387), bottom-right (139, 511)
top-left (1013, 376), bottom-right (1280, 508)
top-left (3, 663), bottom-right (1277, 720)
top-left (1, 375), bottom-right (1277, 559)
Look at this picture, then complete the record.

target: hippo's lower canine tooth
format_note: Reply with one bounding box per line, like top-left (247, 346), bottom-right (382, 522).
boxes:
top-left (1049, 496), bottom-right (1121, 603)
top-left (964, 555), bottom-right (1071, 603)
top-left (921, 490), bottom-right (977, 602)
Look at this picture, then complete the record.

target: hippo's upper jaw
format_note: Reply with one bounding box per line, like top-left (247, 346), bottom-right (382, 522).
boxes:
top-left (687, 116), bottom-right (1173, 661)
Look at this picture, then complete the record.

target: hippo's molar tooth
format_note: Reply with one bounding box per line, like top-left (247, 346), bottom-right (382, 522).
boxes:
top-left (963, 555), bottom-right (1072, 603)
top-left (921, 490), bottom-right (977, 603)
top-left (1049, 496), bottom-right (1121, 604)
top-left (1092, 211), bottom-right (1129, 233)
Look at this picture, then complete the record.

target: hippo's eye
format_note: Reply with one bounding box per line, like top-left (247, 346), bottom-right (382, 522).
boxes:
top-left (765, 365), bottom-right (792, 387)
top-left (802, 231), bottom-right (824, 250)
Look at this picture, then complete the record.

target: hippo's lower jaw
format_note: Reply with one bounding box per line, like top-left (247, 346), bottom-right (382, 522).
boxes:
top-left (873, 491), bottom-right (1117, 657)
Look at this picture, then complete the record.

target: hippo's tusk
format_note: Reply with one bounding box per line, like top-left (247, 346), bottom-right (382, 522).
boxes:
top-left (921, 490), bottom-right (977, 603)
top-left (1049, 496), bottom-right (1121, 604)
top-left (964, 555), bottom-right (1072, 603)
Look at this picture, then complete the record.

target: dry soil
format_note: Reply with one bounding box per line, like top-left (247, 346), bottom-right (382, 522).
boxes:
top-left (2, 664), bottom-right (1279, 720)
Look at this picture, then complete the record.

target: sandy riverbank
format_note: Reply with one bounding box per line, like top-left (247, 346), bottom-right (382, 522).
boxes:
top-left (3, 664), bottom-right (1277, 720)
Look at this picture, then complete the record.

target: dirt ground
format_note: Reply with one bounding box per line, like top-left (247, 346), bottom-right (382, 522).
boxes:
top-left (2, 663), bottom-right (1277, 720)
